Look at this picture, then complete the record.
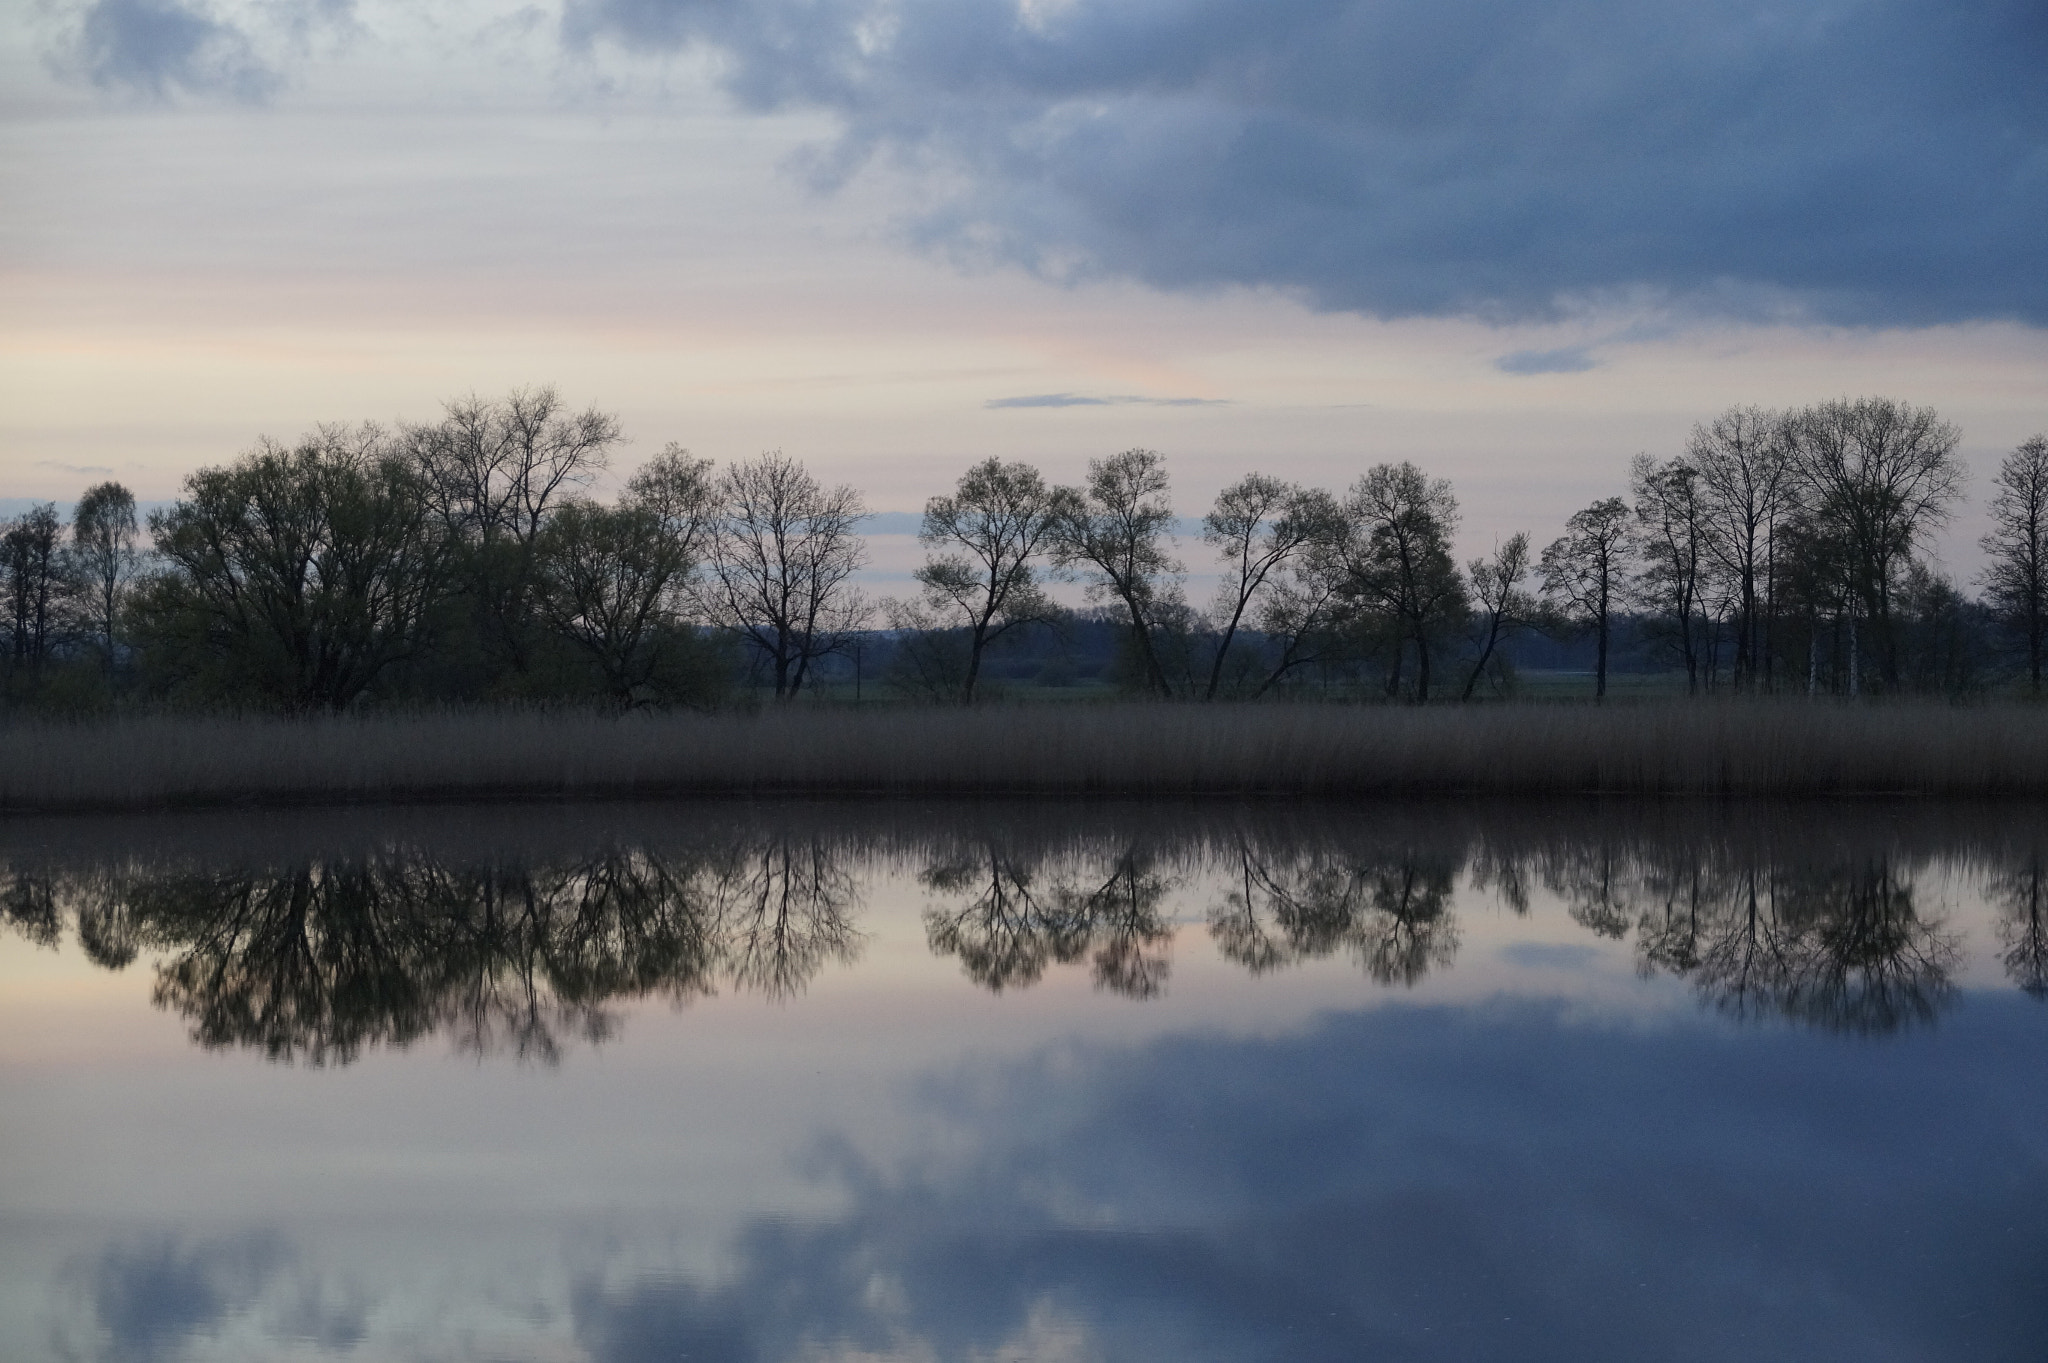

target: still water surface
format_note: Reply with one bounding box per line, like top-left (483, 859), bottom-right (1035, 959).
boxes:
top-left (1, 800), bottom-right (2043, 1362)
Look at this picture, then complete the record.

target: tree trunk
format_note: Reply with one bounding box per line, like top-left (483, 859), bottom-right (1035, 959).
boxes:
top-left (1594, 610), bottom-right (1609, 702)
top-left (1461, 619), bottom-right (1502, 702)
top-left (2031, 603), bottom-right (2042, 695)
top-left (962, 629), bottom-right (987, 705)
top-left (1205, 601), bottom-right (1251, 701)
top-left (1847, 611), bottom-right (1860, 699)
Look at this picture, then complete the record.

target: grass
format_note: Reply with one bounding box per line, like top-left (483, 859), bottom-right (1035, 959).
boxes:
top-left (4, 699), bottom-right (2048, 811)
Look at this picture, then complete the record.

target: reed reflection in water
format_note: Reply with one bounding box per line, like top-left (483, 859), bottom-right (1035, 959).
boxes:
top-left (2, 801), bottom-right (2041, 1063)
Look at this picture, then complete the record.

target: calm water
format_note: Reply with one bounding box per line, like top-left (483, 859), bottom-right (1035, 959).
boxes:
top-left (2, 800), bottom-right (2044, 1362)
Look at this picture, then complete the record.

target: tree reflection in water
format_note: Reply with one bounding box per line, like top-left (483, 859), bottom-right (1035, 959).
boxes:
top-left (921, 845), bottom-right (1174, 998)
top-left (1, 802), bottom-right (2034, 1054)
top-left (1990, 856), bottom-right (2048, 999)
top-left (1207, 842), bottom-right (1459, 986)
top-left (1628, 855), bottom-right (1960, 1034)
top-left (5, 835), bottom-right (862, 1065)
top-left (1206, 821), bottom-right (1963, 1031)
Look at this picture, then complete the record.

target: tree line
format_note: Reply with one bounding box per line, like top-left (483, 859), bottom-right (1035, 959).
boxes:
top-left (4, 387), bottom-right (2043, 711)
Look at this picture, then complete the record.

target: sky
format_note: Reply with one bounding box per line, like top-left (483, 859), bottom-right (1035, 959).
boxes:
top-left (2, 0), bottom-right (2045, 577)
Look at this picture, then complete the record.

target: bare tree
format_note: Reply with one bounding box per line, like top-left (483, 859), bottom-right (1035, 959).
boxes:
top-left (703, 451), bottom-right (868, 700)
top-left (1540, 497), bottom-right (1632, 701)
top-left (914, 458), bottom-right (1066, 703)
top-left (1343, 462), bottom-right (1466, 702)
top-left (1050, 449), bottom-right (1182, 699)
top-left (1460, 532), bottom-right (1534, 701)
top-left (1783, 397), bottom-right (1964, 690)
top-left (407, 386), bottom-right (621, 676)
top-left (1979, 435), bottom-right (2048, 693)
top-left (1201, 477), bottom-right (1335, 700)
top-left (1689, 406), bottom-right (1794, 691)
top-left (411, 387), bottom-right (620, 547)
top-left (531, 448), bottom-right (717, 707)
top-left (1630, 453), bottom-right (1710, 692)
top-left (71, 482), bottom-right (140, 669)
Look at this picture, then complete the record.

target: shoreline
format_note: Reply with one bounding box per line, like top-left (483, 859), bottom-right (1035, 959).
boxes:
top-left (5, 701), bottom-right (2047, 812)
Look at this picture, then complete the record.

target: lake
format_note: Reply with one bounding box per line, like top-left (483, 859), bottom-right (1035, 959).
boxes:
top-left (2, 799), bottom-right (2043, 1362)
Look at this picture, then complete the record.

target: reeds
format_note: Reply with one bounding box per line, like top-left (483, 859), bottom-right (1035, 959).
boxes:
top-left (3, 701), bottom-right (2046, 811)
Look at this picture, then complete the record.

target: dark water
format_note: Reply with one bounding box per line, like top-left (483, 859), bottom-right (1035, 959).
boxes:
top-left (2, 800), bottom-right (2043, 1362)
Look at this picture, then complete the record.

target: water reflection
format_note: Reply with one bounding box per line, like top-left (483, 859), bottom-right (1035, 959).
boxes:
top-left (60, 1231), bottom-right (366, 1363)
top-left (922, 843), bottom-right (1175, 998)
top-left (50, 997), bottom-right (2047, 1363)
top-left (1633, 860), bottom-right (1962, 1033)
top-left (3, 801), bottom-right (2042, 1062)
top-left (6, 803), bottom-right (2047, 1363)
top-left (4, 833), bottom-right (863, 1064)
top-left (1206, 840), bottom-right (1460, 985)
top-left (555, 997), bottom-right (2048, 1363)
top-left (1991, 857), bottom-right (2048, 998)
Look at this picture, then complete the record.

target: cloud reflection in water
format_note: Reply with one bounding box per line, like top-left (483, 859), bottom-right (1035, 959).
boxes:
top-left (9, 802), bottom-right (2043, 1362)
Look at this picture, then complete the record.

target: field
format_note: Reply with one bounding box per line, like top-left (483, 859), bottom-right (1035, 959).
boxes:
top-left (4, 699), bottom-right (2047, 811)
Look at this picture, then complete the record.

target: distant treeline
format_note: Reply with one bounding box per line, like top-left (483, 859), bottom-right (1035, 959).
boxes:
top-left (3, 387), bottom-right (2043, 712)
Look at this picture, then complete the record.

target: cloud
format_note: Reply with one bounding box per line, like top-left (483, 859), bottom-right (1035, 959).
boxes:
top-left (67, 1232), bottom-right (283, 1362)
top-left (984, 393), bottom-right (1229, 408)
top-left (563, 0), bottom-right (2048, 328)
top-left (34, 459), bottom-right (119, 475)
top-left (571, 999), bottom-right (2048, 1362)
top-left (54, 0), bottom-right (283, 101)
top-left (1495, 346), bottom-right (1598, 375)
top-left (57, 1231), bottom-right (366, 1363)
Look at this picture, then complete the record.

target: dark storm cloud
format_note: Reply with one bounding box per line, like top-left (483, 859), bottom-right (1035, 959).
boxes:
top-left (563, 0), bottom-right (2048, 327)
top-left (57, 0), bottom-right (282, 101)
top-left (574, 1000), bottom-right (2048, 1362)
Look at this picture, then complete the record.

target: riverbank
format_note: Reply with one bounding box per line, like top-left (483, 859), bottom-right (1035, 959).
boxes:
top-left (3, 701), bottom-right (2045, 811)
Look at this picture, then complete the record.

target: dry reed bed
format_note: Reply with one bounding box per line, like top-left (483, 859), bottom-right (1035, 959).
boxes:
top-left (3, 702), bottom-right (2046, 811)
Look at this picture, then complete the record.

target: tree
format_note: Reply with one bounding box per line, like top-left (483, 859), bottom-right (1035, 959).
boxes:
top-left (1777, 498), bottom-right (1859, 696)
top-left (1050, 449), bottom-right (1182, 699)
top-left (1630, 453), bottom-right (1710, 692)
top-left (1540, 497), bottom-right (1632, 701)
top-left (1783, 397), bottom-right (1964, 690)
top-left (1249, 524), bottom-right (1355, 698)
top-left (1689, 406), bottom-right (1794, 691)
top-left (1460, 533), bottom-right (1534, 701)
top-left (407, 387), bottom-right (620, 678)
top-left (531, 448), bottom-right (717, 707)
top-left (142, 424), bottom-right (447, 711)
top-left (1201, 477), bottom-right (1334, 700)
top-left (2, 503), bottom-right (65, 677)
top-left (914, 458), bottom-right (1066, 703)
top-left (702, 451), bottom-right (868, 700)
top-left (1342, 463), bottom-right (1466, 702)
top-left (1979, 435), bottom-right (2048, 693)
top-left (71, 482), bottom-right (140, 670)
